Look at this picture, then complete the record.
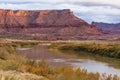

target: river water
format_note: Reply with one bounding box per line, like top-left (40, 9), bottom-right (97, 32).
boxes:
top-left (16, 44), bottom-right (120, 77)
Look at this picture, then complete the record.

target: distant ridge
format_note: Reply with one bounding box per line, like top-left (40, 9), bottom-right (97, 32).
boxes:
top-left (95, 22), bottom-right (120, 34)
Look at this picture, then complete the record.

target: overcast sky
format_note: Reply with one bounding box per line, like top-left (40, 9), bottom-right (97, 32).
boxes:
top-left (0, 0), bottom-right (120, 23)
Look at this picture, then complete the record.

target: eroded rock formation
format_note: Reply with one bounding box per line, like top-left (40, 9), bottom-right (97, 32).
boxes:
top-left (0, 9), bottom-right (101, 40)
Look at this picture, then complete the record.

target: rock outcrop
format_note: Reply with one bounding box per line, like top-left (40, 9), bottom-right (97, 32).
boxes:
top-left (95, 22), bottom-right (120, 34)
top-left (0, 9), bottom-right (101, 40)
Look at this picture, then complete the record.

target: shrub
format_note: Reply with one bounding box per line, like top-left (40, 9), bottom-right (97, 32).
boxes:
top-left (57, 43), bottom-right (120, 59)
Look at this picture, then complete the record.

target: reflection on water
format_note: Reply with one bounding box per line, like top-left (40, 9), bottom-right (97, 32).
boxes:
top-left (70, 59), bottom-right (120, 76)
top-left (16, 45), bottom-right (120, 77)
top-left (47, 58), bottom-right (120, 76)
top-left (17, 48), bottom-right (31, 51)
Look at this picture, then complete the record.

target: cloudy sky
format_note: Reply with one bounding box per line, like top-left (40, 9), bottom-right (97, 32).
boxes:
top-left (0, 0), bottom-right (120, 23)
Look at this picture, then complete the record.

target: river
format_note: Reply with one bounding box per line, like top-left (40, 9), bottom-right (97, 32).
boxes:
top-left (16, 44), bottom-right (120, 77)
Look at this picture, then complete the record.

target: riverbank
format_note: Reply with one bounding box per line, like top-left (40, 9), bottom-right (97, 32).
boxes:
top-left (49, 42), bottom-right (120, 69)
top-left (0, 41), bottom-right (39, 60)
top-left (0, 41), bottom-right (120, 80)
top-left (49, 42), bottom-right (120, 59)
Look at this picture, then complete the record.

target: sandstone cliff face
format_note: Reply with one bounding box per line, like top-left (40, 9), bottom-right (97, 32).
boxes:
top-left (0, 9), bottom-right (101, 40)
top-left (0, 9), bottom-right (88, 27)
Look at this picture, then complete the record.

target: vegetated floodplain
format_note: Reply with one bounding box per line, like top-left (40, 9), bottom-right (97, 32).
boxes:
top-left (49, 41), bottom-right (120, 69)
top-left (0, 41), bottom-right (39, 60)
top-left (53, 42), bottom-right (120, 59)
top-left (0, 41), bottom-right (120, 80)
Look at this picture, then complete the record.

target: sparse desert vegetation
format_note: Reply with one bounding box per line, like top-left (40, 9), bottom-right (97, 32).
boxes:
top-left (0, 41), bottom-right (120, 80)
top-left (0, 70), bottom-right (48, 80)
top-left (0, 41), bottom-right (39, 60)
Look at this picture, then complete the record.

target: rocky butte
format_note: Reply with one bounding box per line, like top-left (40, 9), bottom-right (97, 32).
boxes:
top-left (0, 9), bottom-right (102, 40)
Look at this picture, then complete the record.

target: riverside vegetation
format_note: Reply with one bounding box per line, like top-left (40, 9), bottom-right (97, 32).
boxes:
top-left (49, 42), bottom-right (120, 59)
top-left (0, 41), bottom-right (119, 80)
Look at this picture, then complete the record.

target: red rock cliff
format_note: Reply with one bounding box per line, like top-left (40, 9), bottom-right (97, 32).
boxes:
top-left (0, 9), bottom-right (89, 28)
top-left (0, 9), bottom-right (101, 40)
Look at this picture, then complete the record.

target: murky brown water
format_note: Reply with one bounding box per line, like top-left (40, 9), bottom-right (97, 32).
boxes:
top-left (16, 44), bottom-right (120, 77)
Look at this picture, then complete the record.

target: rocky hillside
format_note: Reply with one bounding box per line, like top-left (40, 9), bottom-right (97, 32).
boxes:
top-left (0, 9), bottom-right (101, 40)
top-left (95, 22), bottom-right (120, 30)
top-left (95, 22), bottom-right (120, 34)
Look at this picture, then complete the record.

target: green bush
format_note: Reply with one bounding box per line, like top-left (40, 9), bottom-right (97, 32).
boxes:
top-left (57, 43), bottom-right (120, 59)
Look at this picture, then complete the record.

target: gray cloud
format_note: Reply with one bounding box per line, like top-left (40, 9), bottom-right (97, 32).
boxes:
top-left (54, 2), bottom-right (120, 9)
top-left (75, 2), bottom-right (120, 9)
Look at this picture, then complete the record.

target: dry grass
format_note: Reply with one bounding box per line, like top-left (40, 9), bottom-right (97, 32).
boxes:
top-left (0, 42), bottom-right (120, 80)
top-left (49, 67), bottom-right (119, 80)
top-left (0, 70), bottom-right (48, 80)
